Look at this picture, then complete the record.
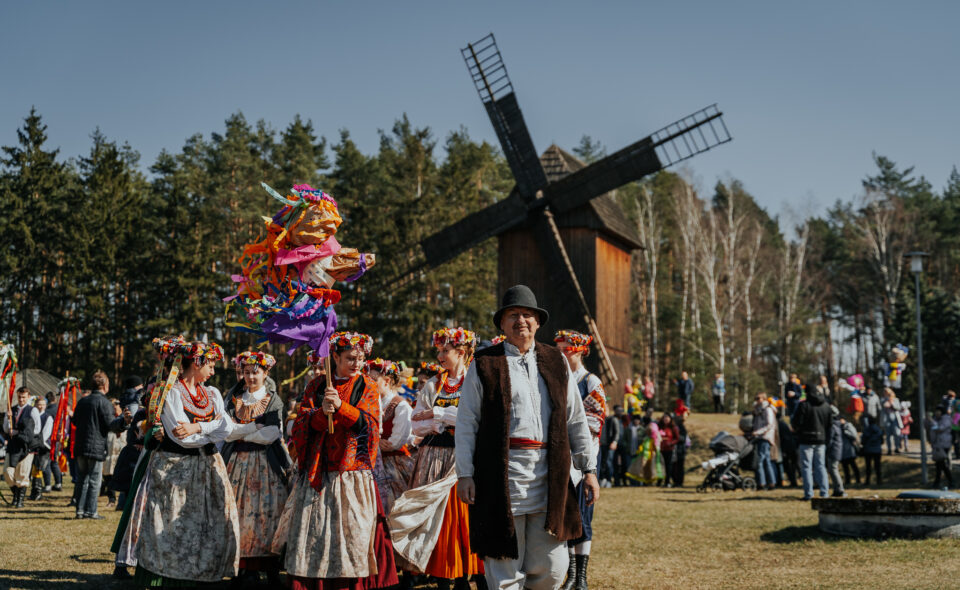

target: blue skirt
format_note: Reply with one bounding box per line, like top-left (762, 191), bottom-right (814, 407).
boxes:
top-left (567, 480), bottom-right (594, 546)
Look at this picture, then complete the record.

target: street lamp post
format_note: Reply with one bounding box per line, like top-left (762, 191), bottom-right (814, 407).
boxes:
top-left (908, 251), bottom-right (929, 486)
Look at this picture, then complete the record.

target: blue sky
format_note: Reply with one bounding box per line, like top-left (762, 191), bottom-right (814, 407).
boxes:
top-left (2, 1), bottom-right (958, 224)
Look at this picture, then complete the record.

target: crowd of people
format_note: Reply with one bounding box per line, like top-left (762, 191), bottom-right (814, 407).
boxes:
top-left (597, 368), bottom-right (956, 499)
top-left (1, 285), bottom-right (605, 590)
top-left (5, 284), bottom-right (959, 590)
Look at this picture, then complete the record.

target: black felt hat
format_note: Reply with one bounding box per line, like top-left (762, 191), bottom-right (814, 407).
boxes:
top-left (493, 284), bottom-right (549, 330)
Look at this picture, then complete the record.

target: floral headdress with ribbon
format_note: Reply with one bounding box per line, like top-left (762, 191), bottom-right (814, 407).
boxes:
top-left (554, 330), bottom-right (593, 354)
top-left (152, 335), bottom-right (188, 359)
top-left (491, 335), bottom-right (506, 345)
top-left (329, 331), bottom-right (373, 356)
top-left (418, 361), bottom-right (442, 377)
top-left (431, 327), bottom-right (477, 349)
top-left (232, 350), bottom-right (277, 370)
top-left (364, 358), bottom-right (400, 381)
top-left (182, 341), bottom-right (225, 367)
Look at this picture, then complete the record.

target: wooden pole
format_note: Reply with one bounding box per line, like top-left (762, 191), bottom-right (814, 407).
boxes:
top-left (324, 355), bottom-right (334, 434)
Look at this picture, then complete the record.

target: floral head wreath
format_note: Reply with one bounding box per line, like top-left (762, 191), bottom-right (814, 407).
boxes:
top-left (232, 350), bottom-right (277, 370)
top-left (418, 361), bottom-right (442, 377)
top-left (364, 358), bottom-right (400, 381)
top-left (491, 335), bottom-right (506, 345)
top-left (182, 341), bottom-right (225, 367)
top-left (554, 330), bottom-right (593, 354)
top-left (432, 327), bottom-right (477, 349)
top-left (152, 335), bottom-right (188, 359)
top-left (329, 331), bottom-right (373, 356)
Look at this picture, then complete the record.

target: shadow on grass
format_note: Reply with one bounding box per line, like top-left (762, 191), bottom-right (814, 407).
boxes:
top-left (70, 553), bottom-right (114, 564)
top-left (760, 525), bottom-right (841, 544)
top-left (0, 569), bottom-right (117, 590)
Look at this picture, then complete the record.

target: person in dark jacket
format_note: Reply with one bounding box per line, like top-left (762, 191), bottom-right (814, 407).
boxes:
top-left (3, 387), bottom-right (41, 508)
top-left (839, 417), bottom-right (861, 486)
top-left (826, 406), bottom-right (846, 497)
top-left (673, 413), bottom-right (689, 487)
top-left (599, 406), bottom-right (622, 487)
top-left (861, 416), bottom-right (884, 486)
top-left (784, 373), bottom-right (803, 418)
top-left (107, 402), bottom-right (141, 509)
top-left (659, 414), bottom-right (680, 487)
top-left (777, 414), bottom-right (798, 488)
top-left (676, 372), bottom-right (694, 410)
top-left (616, 411), bottom-right (638, 487)
top-left (71, 370), bottom-right (115, 519)
top-left (791, 385), bottom-right (832, 500)
top-left (117, 376), bottom-right (143, 409)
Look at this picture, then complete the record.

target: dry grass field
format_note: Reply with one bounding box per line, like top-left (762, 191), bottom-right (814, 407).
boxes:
top-left (1, 412), bottom-right (955, 589)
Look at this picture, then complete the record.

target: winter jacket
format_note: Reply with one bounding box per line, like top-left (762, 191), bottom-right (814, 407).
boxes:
top-left (861, 423), bottom-right (884, 455)
top-left (881, 398), bottom-right (903, 430)
top-left (840, 422), bottom-right (860, 461)
top-left (785, 382), bottom-right (803, 417)
top-left (601, 414), bottom-right (622, 447)
top-left (863, 391), bottom-right (882, 421)
top-left (71, 391), bottom-right (115, 461)
top-left (827, 420), bottom-right (844, 462)
top-left (930, 414), bottom-right (953, 461)
top-left (118, 386), bottom-right (141, 408)
top-left (778, 419), bottom-right (798, 456)
top-left (659, 423), bottom-right (680, 452)
top-left (677, 378), bottom-right (694, 400)
top-left (792, 391), bottom-right (832, 446)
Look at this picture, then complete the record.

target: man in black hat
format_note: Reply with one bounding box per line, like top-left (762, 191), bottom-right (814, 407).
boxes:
top-left (455, 285), bottom-right (598, 590)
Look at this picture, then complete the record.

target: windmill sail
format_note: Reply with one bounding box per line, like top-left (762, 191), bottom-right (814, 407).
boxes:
top-left (463, 34), bottom-right (547, 200)
top-left (547, 104), bottom-right (731, 214)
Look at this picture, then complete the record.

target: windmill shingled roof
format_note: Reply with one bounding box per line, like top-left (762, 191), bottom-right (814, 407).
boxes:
top-left (540, 145), bottom-right (643, 250)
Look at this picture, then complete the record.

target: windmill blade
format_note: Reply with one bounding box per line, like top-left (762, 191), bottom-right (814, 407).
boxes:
top-left (547, 104), bottom-right (732, 214)
top-left (530, 210), bottom-right (618, 384)
top-left (420, 191), bottom-right (527, 267)
top-left (463, 34), bottom-right (547, 201)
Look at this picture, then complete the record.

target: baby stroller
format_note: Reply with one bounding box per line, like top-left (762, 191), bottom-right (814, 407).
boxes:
top-left (696, 432), bottom-right (758, 492)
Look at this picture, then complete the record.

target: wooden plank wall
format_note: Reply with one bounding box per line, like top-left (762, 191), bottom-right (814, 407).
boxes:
top-left (497, 228), bottom-right (634, 396)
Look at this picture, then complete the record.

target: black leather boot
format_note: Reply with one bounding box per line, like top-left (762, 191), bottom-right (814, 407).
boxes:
top-left (575, 554), bottom-right (589, 590)
top-left (29, 479), bottom-right (43, 501)
top-left (561, 552), bottom-right (577, 590)
top-left (435, 578), bottom-right (451, 590)
top-left (16, 486), bottom-right (26, 508)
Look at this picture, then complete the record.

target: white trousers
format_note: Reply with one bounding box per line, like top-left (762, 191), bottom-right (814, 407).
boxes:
top-left (4, 453), bottom-right (34, 487)
top-left (483, 512), bottom-right (568, 590)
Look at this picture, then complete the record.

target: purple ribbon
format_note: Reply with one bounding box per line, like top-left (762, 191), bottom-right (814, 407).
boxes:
top-left (345, 253), bottom-right (368, 282)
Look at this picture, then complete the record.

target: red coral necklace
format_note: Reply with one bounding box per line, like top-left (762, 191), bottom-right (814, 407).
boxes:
top-left (179, 379), bottom-right (210, 409)
top-left (441, 373), bottom-right (463, 394)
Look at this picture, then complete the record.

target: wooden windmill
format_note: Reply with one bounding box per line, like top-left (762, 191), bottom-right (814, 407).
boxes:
top-left (420, 33), bottom-right (732, 386)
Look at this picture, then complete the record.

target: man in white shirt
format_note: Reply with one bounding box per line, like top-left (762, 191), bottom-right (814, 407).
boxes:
top-left (456, 285), bottom-right (599, 590)
top-left (3, 387), bottom-right (41, 508)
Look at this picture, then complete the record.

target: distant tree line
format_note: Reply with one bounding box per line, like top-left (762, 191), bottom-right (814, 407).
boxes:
top-left (2, 109), bottom-right (958, 412)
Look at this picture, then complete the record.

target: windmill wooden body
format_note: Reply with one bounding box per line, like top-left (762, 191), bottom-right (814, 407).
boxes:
top-left (420, 33), bottom-right (732, 387)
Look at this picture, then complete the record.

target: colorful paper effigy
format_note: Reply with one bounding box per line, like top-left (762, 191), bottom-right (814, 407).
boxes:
top-left (1, 341), bottom-right (18, 420)
top-left (226, 183), bottom-right (376, 356)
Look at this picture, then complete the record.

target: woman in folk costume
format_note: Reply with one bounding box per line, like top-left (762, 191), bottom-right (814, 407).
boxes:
top-left (366, 358), bottom-right (414, 515)
top-left (627, 418), bottom-right (663, 485)
top-left (133, 340), bottom-right (251, 587)
top-left (554, 331), bottom-right (606, 590)
top-left (273, 331), bottom-right (398, 590)
top-left (220, 351), bottom-right (291, 586)
top-left (393, 327), bottom-right (485, 590)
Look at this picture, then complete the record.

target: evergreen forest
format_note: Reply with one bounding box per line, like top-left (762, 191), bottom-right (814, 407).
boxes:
top-left (3, 109), bottom-right (960, 409)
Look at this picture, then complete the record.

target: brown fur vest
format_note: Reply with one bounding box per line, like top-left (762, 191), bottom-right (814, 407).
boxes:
top-left (468, 342), bottom-right (582, 559)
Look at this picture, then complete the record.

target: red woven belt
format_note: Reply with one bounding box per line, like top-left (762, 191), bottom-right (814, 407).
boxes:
top-left (509, 437), bottom-right (546, 450)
